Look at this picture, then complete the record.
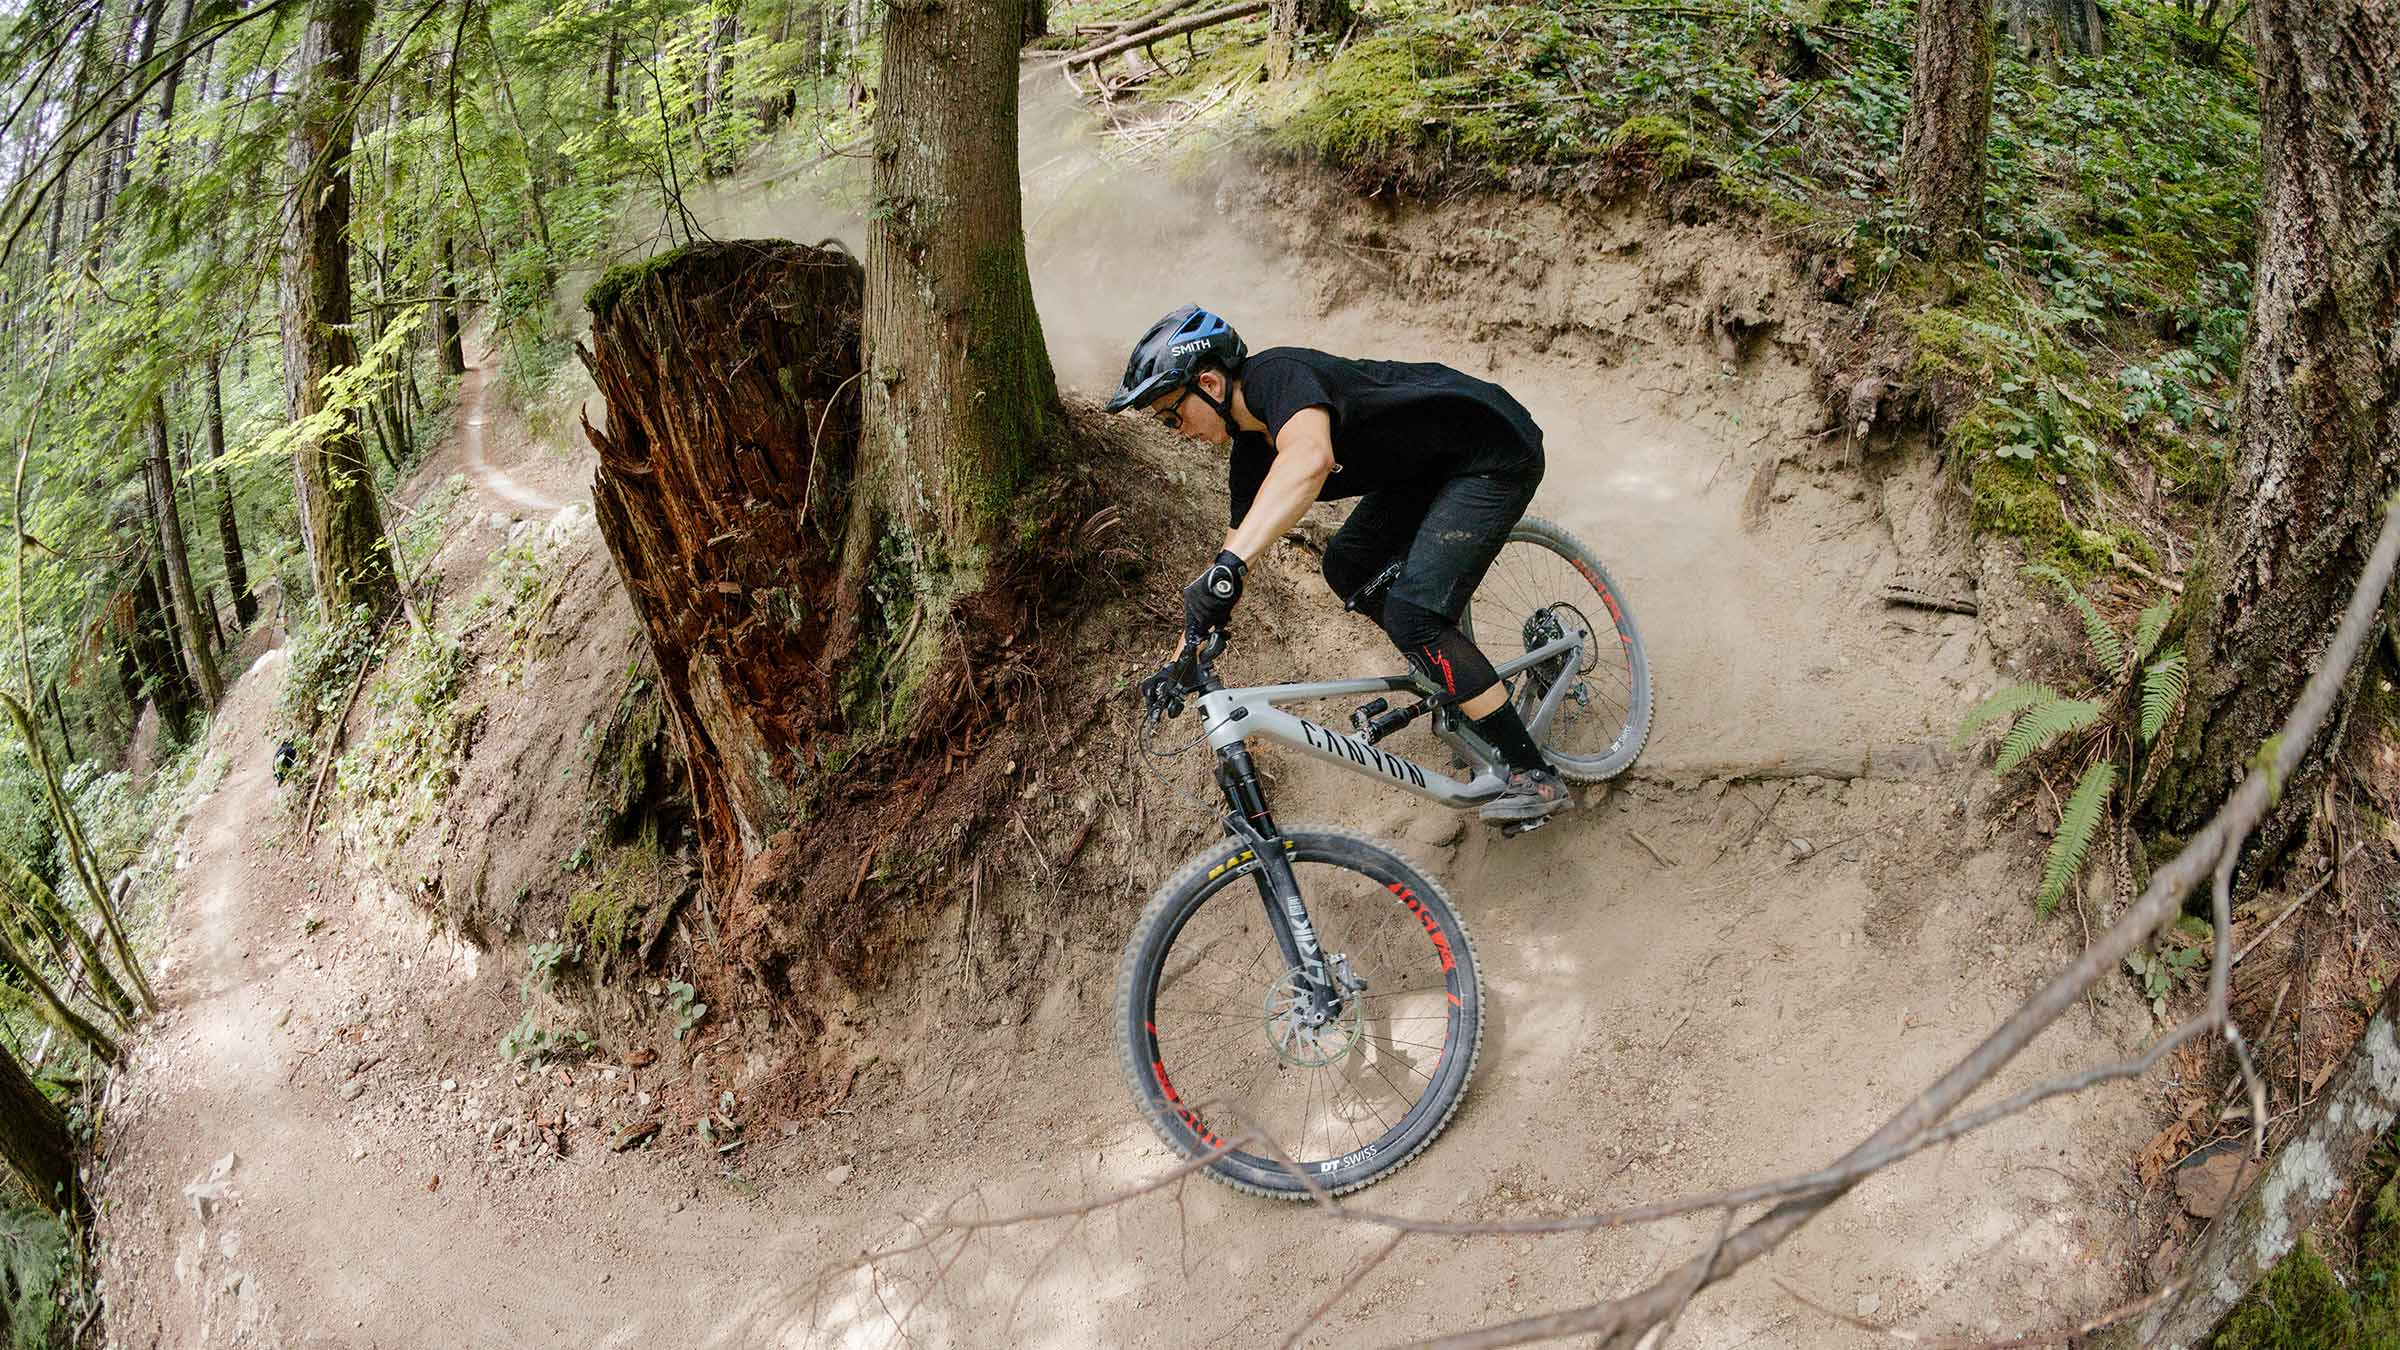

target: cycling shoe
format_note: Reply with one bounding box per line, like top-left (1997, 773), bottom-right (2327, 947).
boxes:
top-left (1479, 765), bottom-right (1571, 825)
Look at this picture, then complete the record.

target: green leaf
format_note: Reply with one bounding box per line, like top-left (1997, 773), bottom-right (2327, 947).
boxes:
top-left (1954, 683), bottom-right (2058, 747)
top-left (2036, 760), bottom-right (2115, 920)
top-left (1996, 697), bottom-right (2103, 774)
top-left (2131, 602), bottom-right (2172, 664)
top-left (2023, 564), bottom-right (2125, 673)
top-left (2140, 649), bottom-right (2187, 744)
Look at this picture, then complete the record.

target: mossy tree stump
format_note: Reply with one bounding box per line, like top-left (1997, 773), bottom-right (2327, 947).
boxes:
top-left (580, 241), bottom-right (867, 900)
top-left (0, 1045), bottom-right (76, 1215)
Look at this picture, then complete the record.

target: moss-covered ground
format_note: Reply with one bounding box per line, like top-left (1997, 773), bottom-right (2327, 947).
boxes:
top-left (2213, 1157), bottom-right (2400, 1348)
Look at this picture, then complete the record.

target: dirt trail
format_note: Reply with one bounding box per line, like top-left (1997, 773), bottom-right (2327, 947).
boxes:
top-left (96, 85), bottom-right (2162, 1348)
top-left (455, 361), bottom-right (565, 515)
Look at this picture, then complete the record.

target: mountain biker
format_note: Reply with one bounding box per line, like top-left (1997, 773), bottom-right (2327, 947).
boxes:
top-left (1107, 305), bottom-right (1569, 824)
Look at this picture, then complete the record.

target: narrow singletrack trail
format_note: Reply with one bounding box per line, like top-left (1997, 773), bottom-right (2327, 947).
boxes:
top-left (456, 359), bottom-right (565, 515)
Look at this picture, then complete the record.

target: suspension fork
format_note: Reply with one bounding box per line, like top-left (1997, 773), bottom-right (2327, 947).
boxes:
top-left (1214, 744), bottom-right (1337, 1014)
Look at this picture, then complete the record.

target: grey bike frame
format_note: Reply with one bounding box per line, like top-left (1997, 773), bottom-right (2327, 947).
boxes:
top-left (1194, 632), bottom-right (1584, 808)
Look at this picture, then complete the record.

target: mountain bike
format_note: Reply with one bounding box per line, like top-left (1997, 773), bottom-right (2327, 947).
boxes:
top-left (1117, 516), bottom-right (1652, 1198)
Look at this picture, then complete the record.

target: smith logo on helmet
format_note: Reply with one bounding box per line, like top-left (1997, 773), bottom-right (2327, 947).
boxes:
top-left (1169, 340), bottom-right (1212, 355)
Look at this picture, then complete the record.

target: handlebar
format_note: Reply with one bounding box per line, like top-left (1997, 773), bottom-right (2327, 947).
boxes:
top-left (1142, 629), bottom-right (1229, 724)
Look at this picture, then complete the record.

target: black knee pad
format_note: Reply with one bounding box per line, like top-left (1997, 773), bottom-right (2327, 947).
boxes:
top-left (1380, 597), bottom-right (1499, 701)
top-left (1323, 550), bottom-right (1400, 618)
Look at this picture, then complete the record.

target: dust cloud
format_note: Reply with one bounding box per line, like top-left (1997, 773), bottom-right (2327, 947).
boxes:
top-left (686, 66), bottom-right (1336, 399)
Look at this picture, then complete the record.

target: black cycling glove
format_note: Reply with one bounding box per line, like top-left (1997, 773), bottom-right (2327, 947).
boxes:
top-left (1182, 550), bottom-right (1247, 638)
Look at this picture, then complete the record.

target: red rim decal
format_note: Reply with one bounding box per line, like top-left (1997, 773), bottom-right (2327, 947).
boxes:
top-left (1387, 883), bottom-right (1458, 973)
top-left (1153, 1059), bottom-right (1225, 1151)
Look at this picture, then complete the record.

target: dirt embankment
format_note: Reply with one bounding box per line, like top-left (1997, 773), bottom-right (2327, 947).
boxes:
top-left (93, 84), bottom-right (2168, 1349)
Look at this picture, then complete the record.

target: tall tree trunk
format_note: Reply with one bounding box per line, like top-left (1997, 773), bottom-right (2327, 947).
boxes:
top-left (844, 0), bottom-right (867, 102)
top-left (146, 399), bottom-right (221, 706)
top-left (134, 491), bottom-right (198, 719)
top-left (149, 0), bottom-right (198, 150)
top-left (439, 237), bottom-right (468, 374)
top-left (2129, 981), bottom-right (2400, 1346)
top-left (204, 357), bottom-right (256, 628)
top-left (45, 25), bottom-right (104, 272)
top-left (1898, 0), bottom-right (1995, 256)
top-left (171, 430), bottom-right (215, 653)
top-left (2146, 0), bottom-right (2400, 880)
top-left (1267, 0), bottom-right (1352, 74)
top-left (860, 0), bottom-right (1059, 689)
top-left (281, 0), bottom-right (397, 620)
top-left (1023, 0), bottom-right (1048, 44)
top-left (581, 243), bottom-right (866, 901)
top-left (102, 0), bottom-right (171, 216)
top-left (1998, 0), bottom-right (2104, 57)
top-left (602, 30), bottom-right (621, 112)
top-left (696, 9), bottom-right (740, 174)
top-left (44, 683), bottom-right (73, 764)
top-left (0, 1043), bottom-right (76, 1214)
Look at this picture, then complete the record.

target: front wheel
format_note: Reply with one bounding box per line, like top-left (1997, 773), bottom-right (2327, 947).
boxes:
top-left (1116, 828), bottom-right (1482, 1199)
top-left (1462, 516), bottom-right (1654, 783)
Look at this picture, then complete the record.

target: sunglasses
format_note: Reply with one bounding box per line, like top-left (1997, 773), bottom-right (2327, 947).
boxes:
top-left (1150, 389), bottom-right (1191, 430)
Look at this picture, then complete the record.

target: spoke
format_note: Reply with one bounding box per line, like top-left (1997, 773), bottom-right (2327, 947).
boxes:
top-left (1364, 1052), bottom-right (1419, 1112)
top-left (1162, 1021), bottom-right (1263, 1079)
top-left (1366, 1032), bottom-right (1452, 1057)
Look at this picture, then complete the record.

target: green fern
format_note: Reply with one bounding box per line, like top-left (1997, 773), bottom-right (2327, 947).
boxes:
top-left (1954, 684), bottom-right (2058, 747)
top-left (2024, 564), bottom-right (2125, 673)
top-left (2130, 602), bottom-right (2172, 665)
top-left (2141, 649), bottom-right (2188, 744)
top-left (2037, 760), bottom-right (2117, 919)
top-left (0, 1201), bottom-right (67, 1350)
top-left (1996, 697), bottom-right (2102, 774)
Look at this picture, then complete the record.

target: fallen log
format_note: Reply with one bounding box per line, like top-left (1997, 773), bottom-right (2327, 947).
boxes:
top-left (1062, 0), bottom-right (1268, 69)
top-left (1088, 0), bottom-right (1204, 42)
top-left (1879, 582), bottom-right (1979, 616)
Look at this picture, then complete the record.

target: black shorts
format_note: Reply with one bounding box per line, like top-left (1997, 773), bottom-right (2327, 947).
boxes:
top-left (1321, 446), bottom-right (1544, 620)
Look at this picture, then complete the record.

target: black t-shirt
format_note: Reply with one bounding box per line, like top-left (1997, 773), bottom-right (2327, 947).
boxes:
top-left (1225, 347), bottom-right (1543, 527)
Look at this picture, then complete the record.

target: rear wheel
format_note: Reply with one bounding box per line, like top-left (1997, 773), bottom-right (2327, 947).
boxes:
top-left (1461, 516), bottom-right (1653, 782)
top-left (1116, 829), bottom-right (1482, 1199)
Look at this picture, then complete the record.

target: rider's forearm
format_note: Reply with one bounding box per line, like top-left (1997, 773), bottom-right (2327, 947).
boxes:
top-left (1225, 459), bottom-right (1332, 564)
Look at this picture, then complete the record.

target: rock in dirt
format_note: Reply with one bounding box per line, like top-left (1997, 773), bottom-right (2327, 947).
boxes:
top-left (2175, 1149), bottom-right (2250, 1218)
top-left (612, 1121), bottom-right (662, 1153)
top-left (337, 1079), bottom-right (365, 1102)
top-left (183, 1153), bottom-right (239, 1222)
top-left (2147, 1238), bottom-right (2184, 1290)
top-left (1781, 838), bottom-right (1815, 864)
top-left (1405, 813), bottom-right (1465, 849)
top-left (825, 1164), bottom-right (854, 1187)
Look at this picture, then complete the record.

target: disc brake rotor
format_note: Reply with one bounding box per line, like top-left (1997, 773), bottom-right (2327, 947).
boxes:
top-left (1263, 961), bottom-right (1366, 1068)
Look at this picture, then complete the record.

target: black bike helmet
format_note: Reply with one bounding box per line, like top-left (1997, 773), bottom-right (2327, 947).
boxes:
top-left (1105, 305), bottom-right (1247, 413)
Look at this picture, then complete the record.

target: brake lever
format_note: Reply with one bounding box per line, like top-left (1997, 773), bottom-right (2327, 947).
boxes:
top-left (1144, 629), bottom-right (1228, 725)
top-left (1139, 667), bottom-right (1185, 724)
